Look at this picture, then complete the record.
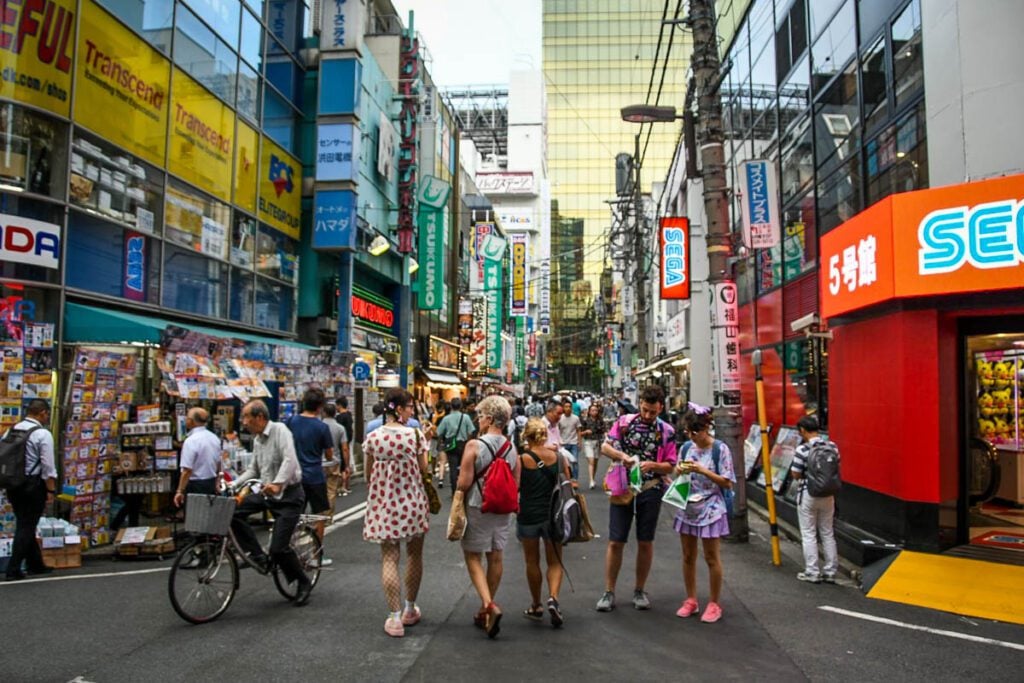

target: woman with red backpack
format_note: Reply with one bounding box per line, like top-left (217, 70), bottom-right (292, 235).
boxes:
top-left (457, 395), bottom-right (521, 639)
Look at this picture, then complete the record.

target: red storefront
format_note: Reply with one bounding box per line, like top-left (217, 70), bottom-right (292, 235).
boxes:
top-left (819, 173), bottom-right (1024, 557)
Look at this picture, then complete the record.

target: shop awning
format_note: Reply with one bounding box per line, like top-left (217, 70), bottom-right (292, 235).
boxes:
top-left (63, 303), bottom-right (315, 349)
top-left (635, 352), bottom-right (690, 377)
top-left (419, 368), bottom-right (463, 385)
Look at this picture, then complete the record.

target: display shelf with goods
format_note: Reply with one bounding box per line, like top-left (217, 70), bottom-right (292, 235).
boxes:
top-left (69, 133), bottom-right (161, 235)
top-left (165, 181), bottom-right (231, 261)
top-left (0, 102), bottom-right (69, 198)
top-left (974, 348), bottom-right (1024, 503)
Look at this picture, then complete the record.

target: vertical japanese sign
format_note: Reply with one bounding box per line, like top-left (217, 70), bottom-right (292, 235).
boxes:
top-left (481, 235), bottom-right (507, 371)
top-left (739, 159), bottom-right (781, 249)
top-left (510, 233), bottom-right (528, 315)
top-left (320, 0), bottom-right (366, 51)
top-left (469, 297), bottom-right (487, 373)
top-left (396, 26), bottom-right (420, 253)
top-left (515, 317), bottom-right (526, 382)
top-left (710, 283), bottom-right (741, 406)
top-left (659, 217), bottom-right (690, 299)
top-left (377, 111), bottom-right (397, 181)
top-left (312, 190), bottom-right (358, 250)
top-left (458, 298), bottom-right (473, 346)
top-left (316, 123), bottom-right (358, 181)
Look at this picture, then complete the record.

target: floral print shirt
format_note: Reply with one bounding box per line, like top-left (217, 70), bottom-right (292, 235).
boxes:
top-left (678, 440), bottom-right (736, 526)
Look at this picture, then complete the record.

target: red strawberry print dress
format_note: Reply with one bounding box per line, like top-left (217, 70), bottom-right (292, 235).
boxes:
top-left (362, 424), bottom-right (430, 543)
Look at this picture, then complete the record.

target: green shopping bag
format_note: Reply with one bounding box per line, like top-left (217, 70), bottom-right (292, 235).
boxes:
top-left (661, 473), bottom-right (691, 510)
top-left (628, 463), bottom-right (643, 492)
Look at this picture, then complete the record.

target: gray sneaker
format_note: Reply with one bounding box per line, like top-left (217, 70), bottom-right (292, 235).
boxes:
top-left (596, 591), bottom-right (616, 612)
top-left (822, 574), bottom-right (837, 584)
top-left (632, 589), bottom-right (651, 610)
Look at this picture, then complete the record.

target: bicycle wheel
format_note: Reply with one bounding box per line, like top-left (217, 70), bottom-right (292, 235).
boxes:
top-left (272, 526), bottom-right (323, 600)
top-left (168, 539), bottom-right (238, 624)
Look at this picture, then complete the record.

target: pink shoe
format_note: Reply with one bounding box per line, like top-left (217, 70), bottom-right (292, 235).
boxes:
top-left (700, 602), bottom-right (722, 623)
top-left (676, 598), bottom-right (700, 618)
top-left (384, 616), bottom-right (405, 637)
top-left (401, 606), bottom-right (421, 626)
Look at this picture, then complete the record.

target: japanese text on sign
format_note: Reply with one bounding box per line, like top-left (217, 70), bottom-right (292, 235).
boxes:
top-left (739, 159), bottom-right (781, 249)
top-left (711, 283), bottom-right (741, 406)
top-left (828, 234), bottom-right (877, 295)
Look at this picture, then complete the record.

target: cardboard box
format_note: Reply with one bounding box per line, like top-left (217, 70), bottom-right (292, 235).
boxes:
top-left (141, 526), bottom-right (174, 555)
top-left (115, 526), bottom-right (173, 556)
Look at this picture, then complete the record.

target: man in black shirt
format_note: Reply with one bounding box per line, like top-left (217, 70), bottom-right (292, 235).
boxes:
top-left (337, 396), bottom-right (355, 493)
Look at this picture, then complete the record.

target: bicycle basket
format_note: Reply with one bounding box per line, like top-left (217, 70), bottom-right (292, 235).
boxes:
top-left (184, 495), bottom-right (237, 535)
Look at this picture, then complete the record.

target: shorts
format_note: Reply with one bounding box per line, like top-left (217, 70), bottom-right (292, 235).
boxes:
top-left (461, 506), bottom-right (512, 553)
top-left (516, 519), bottom-right (551, 540)
top-left (582, 440), bottom-right (599, 461)
top-left (608, 487), bottom-right (664, 543)
top-left (303, 482), bottom-right (330, 514)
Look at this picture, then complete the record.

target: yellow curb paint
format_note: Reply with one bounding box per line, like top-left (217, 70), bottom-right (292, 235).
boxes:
top-left (867, 551), bottom-right (1024, 625)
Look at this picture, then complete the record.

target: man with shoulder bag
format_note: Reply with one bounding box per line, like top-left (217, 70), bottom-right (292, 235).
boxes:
top-left (1, 400), bottom-right (57, 581)
top-left (437, 398), bottom-right (474, 494)
top-left (790, 415), bottom-right (841, 584)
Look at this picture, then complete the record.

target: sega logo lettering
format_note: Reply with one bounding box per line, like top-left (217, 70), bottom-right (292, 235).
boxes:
top-left (918, 199), bottom-right (1024, 275)
top-left (0, 217), bottom-right (60, 270)
top-left (662, 227), bottom-right (687, 287)
top-left (269, 154), bottom-right (294, 197)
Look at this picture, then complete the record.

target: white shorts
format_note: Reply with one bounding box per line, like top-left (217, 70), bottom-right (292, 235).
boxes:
top-left (583, 440), bottom-right (599, 461)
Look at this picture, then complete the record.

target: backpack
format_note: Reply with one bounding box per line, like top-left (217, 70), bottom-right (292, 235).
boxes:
top-left (0, 425), bottom-right (42, 491)
top-left (446, 413), bottom-right (470, 462)
top-left (548, 452), bottom-right (583, 545)
top-left (682, 439), bottom-right (734, 516)
top-left (804, 439), bottom-right (841, 497)
top-left (476, 438), bottom-right (519, 514)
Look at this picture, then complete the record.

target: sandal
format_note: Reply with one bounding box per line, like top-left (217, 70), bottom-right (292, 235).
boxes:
top-left (523, 604), bottom-right (545, 621)
top-left (547, 596), bottom-right (564, 628)
top-left (485, 602), bottom-right (503, 639)
top-left (473, 607), bottom-right (488, 629)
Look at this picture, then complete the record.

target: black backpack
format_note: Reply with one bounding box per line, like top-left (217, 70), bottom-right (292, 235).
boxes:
top-left (805, 439), bottom-right (841, 497)
top-left (548, 452), bottom-right (582, 545)
top-left (0, 425), bottom-right (42, 491)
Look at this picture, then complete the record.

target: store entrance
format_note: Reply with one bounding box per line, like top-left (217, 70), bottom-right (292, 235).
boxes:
top-left (961, 321), bottom-right (1024, 556)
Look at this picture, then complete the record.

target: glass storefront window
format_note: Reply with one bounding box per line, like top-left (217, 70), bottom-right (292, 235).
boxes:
top-left (97, 0), bottom-right (174, 54)
top-left (892, 0), bottom-right (923, 107)
top-left (164, 180), bottom-right (231, 261)
top-left (811, 0), bottom-right (854, 85)
top-left (0, 103), bottom-right (68, 199)
top-left (183, 0), bottom-right (241, 47)
top-left (0, 193), bottom-right (64, 284)
top-left (779, 53), bottom-right (810, 117)
top-left (255, 275), bottom-right (295, 332)
top-left (70, 130), bottom-right (163, 235)
top-left (229, 266), bottom-right (254, 324)
top-left (240, 7), bottom-right (263, 69)
top-left (865, 103), bottom-right (928, 205)
top-left (162, 244), bottom-right (227, 317)
top-left (66, 212), bottom-right (161, 305)
top-left (237, 61), bottom-right (261, 122)
top-left (780, 114), bottom-right (813, 204)
top-left (861, 36), bottom-right (888, 136)
top-left (231, 214), bottom-right (256, 268)
top-left (256, 224), bottom-right (298, 284)
top-left (174, 5), bottom-right (239, 104)
top-left (816, 152), bottom-right (862, 234)
top-left (813, 62), bottom-right (859, 178)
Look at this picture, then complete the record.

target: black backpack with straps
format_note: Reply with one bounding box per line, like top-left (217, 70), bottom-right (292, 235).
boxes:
top-left (0, 425), bottom-right (43, 491)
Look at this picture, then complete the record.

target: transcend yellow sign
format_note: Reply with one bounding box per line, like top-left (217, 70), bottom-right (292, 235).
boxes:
top-left (234, 120), bottom-right (258, 214)
top-left (74, 1), bottom-right (169, 166)
top-left (0, 0), bottom-right (76, 116)
top-left (169, 68), bottom-right (234, 201)
top-left (258, 136), bottom-right (301, 240)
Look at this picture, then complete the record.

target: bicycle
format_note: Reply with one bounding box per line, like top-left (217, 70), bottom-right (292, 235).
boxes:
top-left (168, 480), bottom-right (327, 624)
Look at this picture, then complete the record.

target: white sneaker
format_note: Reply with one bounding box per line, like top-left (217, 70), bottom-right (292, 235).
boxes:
top-left (321, 557), bottom-right (334, 567)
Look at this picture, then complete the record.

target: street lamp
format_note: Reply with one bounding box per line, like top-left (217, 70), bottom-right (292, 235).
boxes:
top-left (368, 234), bottom-right (390, 256)
top-left (620, 104), bottom-right (680, 124)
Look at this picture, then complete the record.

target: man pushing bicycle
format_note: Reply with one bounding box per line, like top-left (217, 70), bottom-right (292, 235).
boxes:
top-left (232, 399), bottom-right (313, 606)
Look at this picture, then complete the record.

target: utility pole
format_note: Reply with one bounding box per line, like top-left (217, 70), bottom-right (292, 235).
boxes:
top-left (632, 133), bottom-right (648, 362)
top-left (690, 0), bottom-right (747, 541)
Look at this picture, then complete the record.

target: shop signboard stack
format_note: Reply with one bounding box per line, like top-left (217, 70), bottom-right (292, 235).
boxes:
top-left (63, 349), bottom-right (137, 547)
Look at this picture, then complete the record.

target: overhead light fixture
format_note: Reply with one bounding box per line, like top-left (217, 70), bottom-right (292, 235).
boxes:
top-left (368, 234), bottom-right (390, 256)
top-left (408, 257), bottom-right (419, 274)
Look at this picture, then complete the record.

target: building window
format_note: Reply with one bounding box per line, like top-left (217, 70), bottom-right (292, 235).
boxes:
top-left (237, 61), bottom-right (261, 122)
top-left (240, 7), bottom-right (263, 69)
top-left (816, 152), bottom-right (862, 234)
top-left (164, 181), bottom-right (231, 261)
top-left (865, 101), bottom-right (927, 205)
top-left (66, 212), bottom-right (161, 304)
top-left (255, 275), bottom-right (295, 331)
top-left (782, 192), bottom-right (817, 282)
top-left (229, 266), bottom-right (254, 324)
top-left (262, 86), bottom-right (296, 153)
top-left (780, 114), bottom-right (813, 204)
top-left (97, 0), bottom-right (173, 54)
top-left (182, 0), bottom-right (241, 48)
top-left (256, 224), bottom-right (298, 284)
top-left (0, 103), bottom-right (68, 199)
top-left (70, 130), bottom-right (162, 236)
top-left (756, 242), bottom-right (784, 294)
top-left (174, 5), bottom-right (239, 104)
top-left (813, 61), bottom-right (859, 179)
top-left (811, 1), bottom-right (855, 91)
top-left (0, 193), bottom-right (63, 284)
top-left (860, 36), bottom-right (889, 137)
top-left (892, 0), bottom-right (923, 107)
top-left (266, 54), bottom-right (302, 109)
top-left (231, 213), bottom-right (256, 268)
top-left (162, 244), bottom-right (228, 318)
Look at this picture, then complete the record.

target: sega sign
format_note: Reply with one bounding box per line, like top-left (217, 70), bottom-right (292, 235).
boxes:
top-left (659, 217), bottom-right (690, 299)
top-left (918, 199), bottom-right (1024, 275)
top-left (0, 214), bottom-right (61, 270)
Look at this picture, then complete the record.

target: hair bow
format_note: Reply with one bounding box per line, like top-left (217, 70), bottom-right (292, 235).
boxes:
top-left (687, 401), bottom-right (711, 415)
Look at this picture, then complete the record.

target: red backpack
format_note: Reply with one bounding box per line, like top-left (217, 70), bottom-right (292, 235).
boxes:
top-left (476, 438), bottom-right (519, 514)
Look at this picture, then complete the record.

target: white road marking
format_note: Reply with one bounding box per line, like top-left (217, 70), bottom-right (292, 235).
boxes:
top-left (2, 503), bottom-right (369, 586)
top-left (818, 605), bottom-right (1024, 652)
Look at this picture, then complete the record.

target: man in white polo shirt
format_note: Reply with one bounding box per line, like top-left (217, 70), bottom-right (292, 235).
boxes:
top-left (173, 407), bottom-right (222, 508)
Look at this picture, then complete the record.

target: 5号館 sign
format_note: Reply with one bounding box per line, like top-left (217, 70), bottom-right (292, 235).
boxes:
top-left (820, 173), bottom-right (1024, 320)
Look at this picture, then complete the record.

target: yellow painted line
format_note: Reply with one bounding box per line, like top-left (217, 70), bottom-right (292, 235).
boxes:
top-left (867, 551), bottom-right (1024, 625)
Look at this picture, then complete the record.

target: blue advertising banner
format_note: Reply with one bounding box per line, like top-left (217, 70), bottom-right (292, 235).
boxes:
top-left (312, 190), bottom-right (358, 250)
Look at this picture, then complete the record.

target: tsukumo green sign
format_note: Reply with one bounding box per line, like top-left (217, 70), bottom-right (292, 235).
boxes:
top-left (482, 235), bottom-right (507, 371)
top-left (416, 176), bottom-right (450, 311)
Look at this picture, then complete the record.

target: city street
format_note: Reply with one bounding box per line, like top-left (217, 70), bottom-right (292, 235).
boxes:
top-left (2, 480), bottom-right (1022, 683)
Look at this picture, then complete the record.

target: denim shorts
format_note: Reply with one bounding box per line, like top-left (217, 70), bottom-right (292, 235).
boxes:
top-left (516, 520), bottom-right (551, 540)
top-left (608, 487), bottom-right (663, 543)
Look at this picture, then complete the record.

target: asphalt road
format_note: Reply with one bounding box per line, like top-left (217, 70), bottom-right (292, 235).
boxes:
top-left (2, 472), bottom-right (1022, 683)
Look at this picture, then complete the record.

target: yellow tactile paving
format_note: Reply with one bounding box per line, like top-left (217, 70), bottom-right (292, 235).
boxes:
top-left (866, 551), bottom-right (1024, 625)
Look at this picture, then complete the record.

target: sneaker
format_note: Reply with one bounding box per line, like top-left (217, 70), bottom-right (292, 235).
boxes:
top-left (797, 572), bottom-right (822, 584)
top-left (401, 605), bottom-right (421, 626)
top-left (675, 598), bottom-right (700, 618)
top-left (596, 591), bottom-right (616, 612)
top-left (700, 602), bottom-right (722, 623)
top-left (632, 589), bottom-right (651, 610)
top-left (384, 616), bottom-right (405, 637)
top-left (822, 574), bottom-right (837, 584)
top-left (320, 557), bottom-right (334, 567)
top-left (547, 596), bottom-right (564, 628)
top-left (589, 482), bottom-right (596, 490)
